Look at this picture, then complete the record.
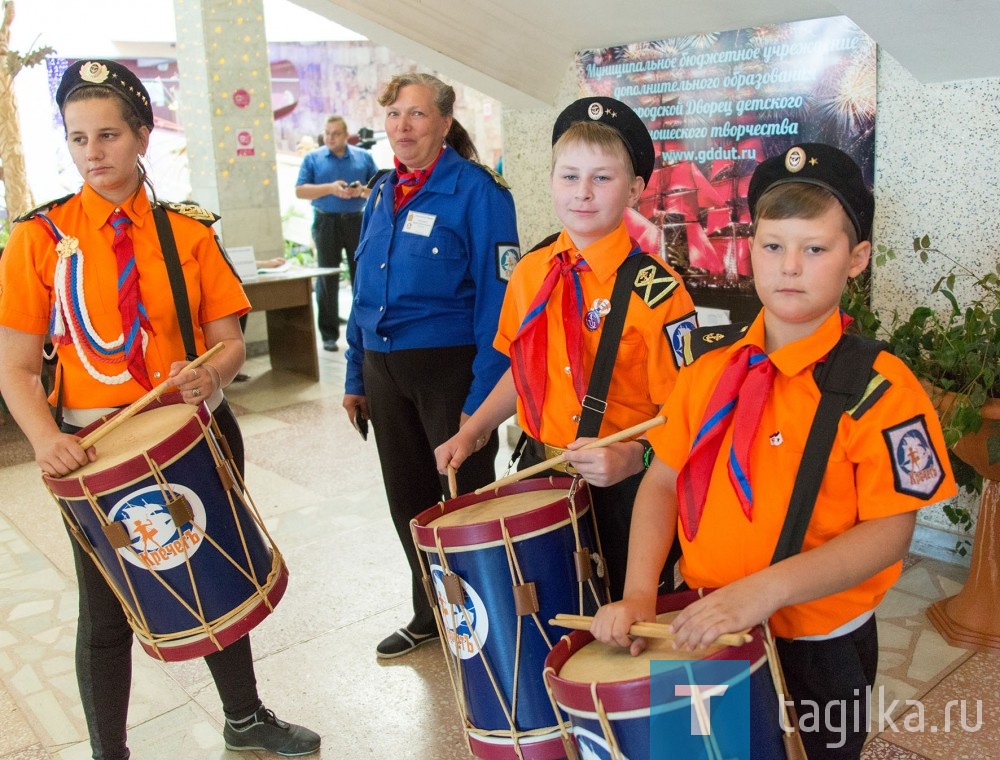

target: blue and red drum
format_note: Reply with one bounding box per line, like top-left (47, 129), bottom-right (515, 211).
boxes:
top-left (411, 477), bottom-right (607, 759)
top-left (543, 590), bottom-right (786, 760)
top-left (44, 394), bottom-right (287, 662)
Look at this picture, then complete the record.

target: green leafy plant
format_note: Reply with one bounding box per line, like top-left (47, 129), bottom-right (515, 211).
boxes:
top-left (843, 236), bottom-right (1000, 550)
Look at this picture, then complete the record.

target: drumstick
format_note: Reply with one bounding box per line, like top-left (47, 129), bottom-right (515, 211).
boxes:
top-left (447, 465), bottom-right (458, 500)
top-left (77, 343), bottom-right (225, 450)
top-left (550, 613), bottom-right (752, 648)
top-left (474, 416), bottom-right (665, 495)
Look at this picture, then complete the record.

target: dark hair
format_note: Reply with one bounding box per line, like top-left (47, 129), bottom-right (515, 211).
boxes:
top-left (752, 183), bottom-right (858, 249)
top-left (378, 72), bottom-right (480, 162)
top-left (62, 87), bottom-right (156, 207)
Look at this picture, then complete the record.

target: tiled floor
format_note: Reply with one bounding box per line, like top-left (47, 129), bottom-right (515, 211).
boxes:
top-left (0, 328), bottom-right (996, 759)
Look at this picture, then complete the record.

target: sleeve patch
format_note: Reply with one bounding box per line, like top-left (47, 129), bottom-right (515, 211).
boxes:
top-left (496, 243), bottom-right (520, 282)
top-left (883, 414), bottom-right (946, 499)
top-left (632, 258), bottom-right (679, 308)
top-left (663, 311), bottom-right (699, 369)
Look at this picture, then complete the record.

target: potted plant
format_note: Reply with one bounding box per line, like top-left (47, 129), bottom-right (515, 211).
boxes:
top-left (844, 235), bottom-right (1000, 505)
top-left (843, 236), bottom-right (1000, 650)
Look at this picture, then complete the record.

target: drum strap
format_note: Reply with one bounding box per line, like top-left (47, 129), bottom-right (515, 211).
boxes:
top-left (576, 252), bottom-right (645, 438)
top-left (770, 333), bottom-right (888, 564)
top-left (153, 205), bottom-right (199, 362)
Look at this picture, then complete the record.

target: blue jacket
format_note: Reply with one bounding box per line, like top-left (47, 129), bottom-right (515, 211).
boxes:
top-left (296, 144), bottom-right (377, 214)
top-left (345, 146), bottom-right (519, 414)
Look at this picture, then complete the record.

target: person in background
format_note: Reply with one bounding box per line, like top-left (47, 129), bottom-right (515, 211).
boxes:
top-left (436, 97), bottom-right (697, 601)
top-left (342, 72), bottom-right (519, 659)
top-left (295, 115), bottom-right (377, 351)
top-left (0, 59), bottom-right (320, 759)
top-left (591, 144), bottom-right (958, 759)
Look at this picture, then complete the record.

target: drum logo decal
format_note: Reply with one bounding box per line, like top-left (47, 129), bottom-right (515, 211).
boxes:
top-left (574, 727), bottom-right (617, 760)
top-left (430, 564), bottom-right (489, 659)
top-left (108, 485), bottom-right (208, 571)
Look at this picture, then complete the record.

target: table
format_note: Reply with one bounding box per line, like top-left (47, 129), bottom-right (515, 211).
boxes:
top-left (241, 267), bottom-right (339, 381)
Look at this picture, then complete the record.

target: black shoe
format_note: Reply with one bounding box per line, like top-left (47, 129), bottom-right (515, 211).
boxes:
top-left (223, 706), bottom-right (320, 757)
top-left (322, 341), bottom-right (339, 352)
top-left (233, 373), bottom-right (251, 382)
top-left (376, 627), bottom-right (439, 659)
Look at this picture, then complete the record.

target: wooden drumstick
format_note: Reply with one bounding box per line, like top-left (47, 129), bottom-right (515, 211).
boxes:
top-left (77, 343), bottom-right (225, 450)
top-left (447, 465), bottom-right (458, 500)
top-left (550, 613), bottom-right (752, 648)
top-left (474, 416), bottom-right (665, 495)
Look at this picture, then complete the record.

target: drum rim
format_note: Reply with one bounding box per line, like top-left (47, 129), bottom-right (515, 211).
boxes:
top-left (411, 477), bottom-right (590, 549)
top-left (543, 590), bottom-right (767, 714)
top-left (44, 394), bottom-right (210, 498)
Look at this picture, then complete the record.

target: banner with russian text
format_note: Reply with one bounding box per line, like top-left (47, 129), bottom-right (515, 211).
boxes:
top-left (576, 16), bottom-right (875, 316)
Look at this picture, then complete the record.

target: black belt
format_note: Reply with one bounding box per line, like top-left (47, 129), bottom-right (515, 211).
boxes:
top-left (315, 210), bottom-right (363, 217)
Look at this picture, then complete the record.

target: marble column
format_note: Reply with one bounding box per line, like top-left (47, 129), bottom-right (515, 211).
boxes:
top-left (173, 0), bottom-right (283, 258)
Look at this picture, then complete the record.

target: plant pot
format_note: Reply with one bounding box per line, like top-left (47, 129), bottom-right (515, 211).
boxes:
top-left (921, 382), bottom-right (1000, 651)
top-left (920, 382), bottom-right (1000, 481)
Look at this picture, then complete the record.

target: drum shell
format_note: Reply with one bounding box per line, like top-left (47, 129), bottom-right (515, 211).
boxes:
top-left (45, 397), bottom-right (283, 660)
top-left (544, 589), bottom-right (786, 759)
top-left (412, 478), bottom-right (605, 756)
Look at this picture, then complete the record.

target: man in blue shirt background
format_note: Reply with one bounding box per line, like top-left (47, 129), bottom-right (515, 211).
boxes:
top-left (296, 115), bottom-right (378, 351)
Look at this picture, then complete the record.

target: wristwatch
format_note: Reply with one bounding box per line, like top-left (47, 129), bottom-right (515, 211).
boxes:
top-left (639, 439), bottom-right (655, 470)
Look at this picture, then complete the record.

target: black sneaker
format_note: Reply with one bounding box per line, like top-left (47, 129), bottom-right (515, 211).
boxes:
top-left (376, 627), bottom-right (439, 659)
top-left (223, 706), bottom-right (321, 757)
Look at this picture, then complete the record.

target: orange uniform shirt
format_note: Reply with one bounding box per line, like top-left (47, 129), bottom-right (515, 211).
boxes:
top-left (495, 221), bottom-right (696, 446)
top-left (0, 186), bottom-right (249, 410)
top-left (650, 310), bottom-right (958, 638)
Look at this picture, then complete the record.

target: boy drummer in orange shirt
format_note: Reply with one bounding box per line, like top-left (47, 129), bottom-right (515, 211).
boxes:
top-left (436, 97), bottom-right (697, 599)
top-left (591, 143), bottom-right (958, 758)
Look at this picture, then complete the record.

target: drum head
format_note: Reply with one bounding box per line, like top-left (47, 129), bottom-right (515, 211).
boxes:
top-left (559, 611), bottom-right (726, 683)
top-left (427, 489), bottom-right (562, 528)
top-left (62, 404), bottom-right (199, 477)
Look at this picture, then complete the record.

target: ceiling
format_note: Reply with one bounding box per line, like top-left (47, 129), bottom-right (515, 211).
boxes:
top-left (292, 0), bottom-right (1000, 109)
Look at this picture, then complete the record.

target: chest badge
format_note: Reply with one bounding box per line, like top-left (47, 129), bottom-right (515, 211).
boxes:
top-left (584, 298), bottom-right (611, 331)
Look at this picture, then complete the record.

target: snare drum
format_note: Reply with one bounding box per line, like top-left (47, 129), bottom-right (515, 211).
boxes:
top-left (411, 477), bottom-right (607, 760)
top-left (544, 590), bottom-right (786, 760)
top-left (44, 394), bottom-right (287, 662)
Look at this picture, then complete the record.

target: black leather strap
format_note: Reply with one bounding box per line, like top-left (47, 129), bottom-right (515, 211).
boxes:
top-left (576, 253), bottom-right (645, 438)
top-left (153, 205), bottom-right (198, 361)
top-left (770, 334), bottom-right (887, 564)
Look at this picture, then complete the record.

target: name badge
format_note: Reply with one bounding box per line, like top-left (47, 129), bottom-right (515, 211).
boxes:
top-left (402, 211), bottom-right (436, 237)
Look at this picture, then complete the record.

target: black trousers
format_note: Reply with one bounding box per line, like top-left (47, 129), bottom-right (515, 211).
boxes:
top-left (311, 211), bottom-right (362, 342)
top-left (63, 401), bottom-right (260, 760)
top-left (363, 346), bottom-right (499, 633)
top-left (777, 615), bottom-right (879, 760)
top-left (519, 437), bottom-right (680, 601)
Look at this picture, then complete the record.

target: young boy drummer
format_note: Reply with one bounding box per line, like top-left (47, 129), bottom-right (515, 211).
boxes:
top-left (436, 97), bottom-right (698, 600)
top-left (591, 143), bottom-right (958, 758)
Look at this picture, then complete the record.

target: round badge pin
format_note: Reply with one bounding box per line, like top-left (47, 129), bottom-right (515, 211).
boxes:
top-left (587, 102), bottom-right (604, 120)
top-left (784, 146), bottom-right (806, 173)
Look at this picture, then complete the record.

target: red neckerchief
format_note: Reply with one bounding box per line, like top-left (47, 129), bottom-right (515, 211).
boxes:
top-left (393, 150), bottom-right (443, 212)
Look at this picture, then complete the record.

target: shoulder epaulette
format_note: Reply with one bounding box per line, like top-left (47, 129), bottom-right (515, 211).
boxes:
top-left (682, 323), bottom-right (750, 365)
top-left (528, 232), bottom-right (560, 253)
top-left (631, 255), bottom-right (681, 309)
top-left (367, 168), bottom-right (392, 189)
top-left (159, 201), bottom-right (220, 227)
top-left (473, 161), bottom-right (511, 190)
top-left (13, 194), bottom-right (74, 223)
top-left (812, 334), bottom-right (892, 420)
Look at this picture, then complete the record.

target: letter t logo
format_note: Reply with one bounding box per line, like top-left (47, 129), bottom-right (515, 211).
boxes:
top-left (675, 684), bottom-right (730, 735)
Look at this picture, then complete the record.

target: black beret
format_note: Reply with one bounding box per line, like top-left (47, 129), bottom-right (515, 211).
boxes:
top-left (56, 60), bottom-right (154, 130)
top-left (747, 143), bottom-right (873, 241)
top-left (552, 96), bottom-right (655, 185)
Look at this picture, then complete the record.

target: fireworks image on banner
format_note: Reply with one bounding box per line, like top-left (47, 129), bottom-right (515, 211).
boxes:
top-left (575, 16), bottom-right (876, 294)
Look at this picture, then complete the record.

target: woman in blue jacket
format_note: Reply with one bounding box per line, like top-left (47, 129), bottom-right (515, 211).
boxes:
top-left (342, 73), bottom-right (519, 659)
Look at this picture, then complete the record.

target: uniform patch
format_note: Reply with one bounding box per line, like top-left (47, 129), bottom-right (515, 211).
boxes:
top-left (632, 260), bottom-right (679, 307)
top-left (496, 243), bottom-right (520, 282)
top-left (663, 311), bottom-right (698, 369)
top-left (884, 415), bottom-right (946, 499)
top-left (161, 201), bottom-right (219, 227)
